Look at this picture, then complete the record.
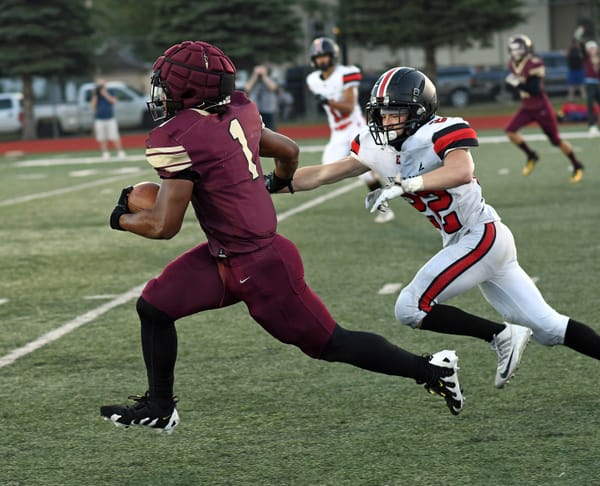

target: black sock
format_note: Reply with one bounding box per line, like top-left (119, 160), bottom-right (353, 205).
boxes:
top-left (517, 141), bottom-right (537, 159)
top-left (563, 319), bottom-right (600, 359)
top-left (137, 297), bottom-right (177, 409)
top-left (421, 304), bottom-right (505, 342)
top-left (566, 151), bottom-right (582, 169)
top-left (320, 324), bottom-right (429, 381)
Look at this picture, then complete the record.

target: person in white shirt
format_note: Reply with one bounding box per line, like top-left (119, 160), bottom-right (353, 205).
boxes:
top-left (306, 37), bottom-right (393, 223)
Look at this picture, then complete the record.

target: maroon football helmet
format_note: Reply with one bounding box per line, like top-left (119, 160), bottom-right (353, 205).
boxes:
top-left (148, 40), bottom-right (236, 121)
top-left (508, 34), bottom-right (533, 63)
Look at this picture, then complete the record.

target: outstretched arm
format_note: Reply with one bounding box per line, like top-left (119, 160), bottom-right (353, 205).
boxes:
top-left (291, 155), bottom-right (369, 191)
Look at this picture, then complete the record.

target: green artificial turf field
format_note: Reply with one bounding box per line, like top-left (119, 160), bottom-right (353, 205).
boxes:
top-left (1, 126), bottom-right (599, 485)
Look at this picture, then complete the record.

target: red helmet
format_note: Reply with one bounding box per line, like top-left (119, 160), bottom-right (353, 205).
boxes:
top-left (148, 40), bottom-right (236, 121)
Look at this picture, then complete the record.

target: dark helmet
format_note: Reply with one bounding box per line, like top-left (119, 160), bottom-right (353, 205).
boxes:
top-left (366, 67), bottom-right (438, 149)
top-left (309, 37), bottom-right (340, 71)
top-left (147, 40), bottom-right (236, 121)
top-left (507, 34), bottom-right (533, 63)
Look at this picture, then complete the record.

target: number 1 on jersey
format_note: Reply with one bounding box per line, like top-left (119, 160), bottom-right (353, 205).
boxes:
top-left (229, 118), bottom-right (259, 179)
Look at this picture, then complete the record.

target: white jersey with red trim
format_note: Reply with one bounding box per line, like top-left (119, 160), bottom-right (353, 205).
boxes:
top-left (351, 115), bottom-right (500, 247)
top-left (351, 114), bottom-right (569, 346)
top-left (306, 65), bottom-right (366, 133)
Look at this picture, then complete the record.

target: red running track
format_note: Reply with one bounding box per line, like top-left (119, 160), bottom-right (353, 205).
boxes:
top-left (0, 115), bottom-right (512, 155)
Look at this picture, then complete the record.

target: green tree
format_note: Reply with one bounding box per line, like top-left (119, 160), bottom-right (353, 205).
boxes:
top-left (0, 0), bottom-right (95, 139)
top-left (340, 0), bottom-right (526, 80)
top-left (88, 0), bottom-right (162, 66)
top-left (148, 0), bottom-right (305, 70)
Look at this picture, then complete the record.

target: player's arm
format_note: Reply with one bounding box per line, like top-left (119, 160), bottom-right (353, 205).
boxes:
top-left (113, 178), bottom-right (193, 239)
top-left (420, 149), bottom-right (474, 190)
top-left (519, 75), bottom-right (542, 95)
top-left (365, 149), bottom-right (473, 213)
top-left (328, 85), bottom-right (358, 115)
top-left (292, 155), bottom-right (369, 191)
top-left (260, 127), bottom-right (299, 193)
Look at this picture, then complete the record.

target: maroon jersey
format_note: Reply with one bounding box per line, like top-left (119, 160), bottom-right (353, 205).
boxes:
top-left (508, 54), bottom-right (550, 110)
top-left (145, 91), bottom-right (276, 257)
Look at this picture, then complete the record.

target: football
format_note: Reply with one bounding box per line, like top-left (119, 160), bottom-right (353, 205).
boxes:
top-left (127, 181), bottom-right (160, 212)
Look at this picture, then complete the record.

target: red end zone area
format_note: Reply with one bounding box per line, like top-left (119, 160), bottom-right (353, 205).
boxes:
top-left (0, 115), bottom-right (511, 155)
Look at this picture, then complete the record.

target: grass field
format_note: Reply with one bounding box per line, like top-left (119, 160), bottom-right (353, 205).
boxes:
top-left (1, 125), bottom-right (599, 485)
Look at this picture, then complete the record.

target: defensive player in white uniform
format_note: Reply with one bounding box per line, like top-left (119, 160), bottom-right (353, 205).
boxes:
top-left (306, 37), bottom-right (393, 224)
top-left (287, 67), bottom-right (600, 389)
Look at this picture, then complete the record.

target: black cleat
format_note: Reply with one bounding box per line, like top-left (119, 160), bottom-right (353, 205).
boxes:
top-left (100, 391), bottom-right (179, 433)
top-left (418, 350), bottom-right (464, 416)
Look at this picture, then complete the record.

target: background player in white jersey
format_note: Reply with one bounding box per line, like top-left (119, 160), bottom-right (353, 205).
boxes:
top-left (306, 37), bottom-right (393, 224)
top-left (285, 67), bottom-right (600, 389)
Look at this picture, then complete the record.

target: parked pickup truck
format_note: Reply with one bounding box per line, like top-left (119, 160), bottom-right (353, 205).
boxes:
top-left (35, 81), bottom-right (153, 136)
top-left (436, 52), bottom-right (570, 107)
top-left (0, 81), bottom-right (153, 137)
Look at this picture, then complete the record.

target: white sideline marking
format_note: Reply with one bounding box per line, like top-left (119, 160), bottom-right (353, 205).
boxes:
top-left (0, 285), bottom-right (145, 369)
top-left (276, 179), bottom-right (363, 221)
top-left (0, 179), bottom-right (362, 369)
top-left (13, 154), bottom-right (143, 167)
top-left (0, 298), bottom-right (8, 305)
top-left (378, 283), bottom-right (403, 295)
top-left (84, 294), bottom-right (120, 300)
top-left (0, 175), bottom-right (134, 207)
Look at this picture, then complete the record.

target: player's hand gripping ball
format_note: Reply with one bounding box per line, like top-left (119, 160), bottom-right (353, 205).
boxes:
top-left (127, 181), bottom-right (160, 212)
top-left (109, 181), bottom-right (160, 231)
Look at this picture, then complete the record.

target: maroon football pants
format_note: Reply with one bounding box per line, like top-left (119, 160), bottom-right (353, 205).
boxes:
top-left (141, 234), bottom-right (336, 358)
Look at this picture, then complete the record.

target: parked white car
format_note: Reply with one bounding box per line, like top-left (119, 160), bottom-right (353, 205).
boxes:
top-left (0, 92), bottom-right (23, 134)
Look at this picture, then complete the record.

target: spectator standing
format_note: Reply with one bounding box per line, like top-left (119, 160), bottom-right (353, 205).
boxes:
top-left (581, 40), bottom-right (600, 136)
top-left (278, 87), bottom-right (294, 122)
top-left (245, 65), bottom-right (279, 131)
top-left (90, 78), bottom-right (126, 159)
top-left (566, 38), bottom-right (585, 101)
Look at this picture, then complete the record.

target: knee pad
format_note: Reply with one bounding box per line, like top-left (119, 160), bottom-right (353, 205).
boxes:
top-left (136, 297), bottom-right (174, 328)
top-left (394, 288), bottom-right (425, 328)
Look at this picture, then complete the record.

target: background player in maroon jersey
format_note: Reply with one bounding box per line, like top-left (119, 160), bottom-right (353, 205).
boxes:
top-left (504, 34), bottom-right (584, 183)
top-left (99, 41), bottom-right (464, 432)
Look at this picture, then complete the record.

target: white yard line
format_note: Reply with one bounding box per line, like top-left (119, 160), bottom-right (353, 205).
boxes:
top-left (0, 174), bottom-right (135, 207)
top-left (276, 179), bottom-right (363, 221)
top-left (0, 285), bottom-right (145, 369)
top-left (0, 178), bottom-right (362, 369)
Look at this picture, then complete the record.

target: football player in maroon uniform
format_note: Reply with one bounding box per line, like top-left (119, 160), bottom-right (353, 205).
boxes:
top-left (504, 34), bottom-right (584, 183)
top-left (100, 41), bottom-right (464, 432)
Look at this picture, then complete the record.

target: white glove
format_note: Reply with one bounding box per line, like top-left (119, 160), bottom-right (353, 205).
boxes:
top-left (365, 184), bottom-right (404, 213)
top-left (505, 73), bottom-right (520, 88)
